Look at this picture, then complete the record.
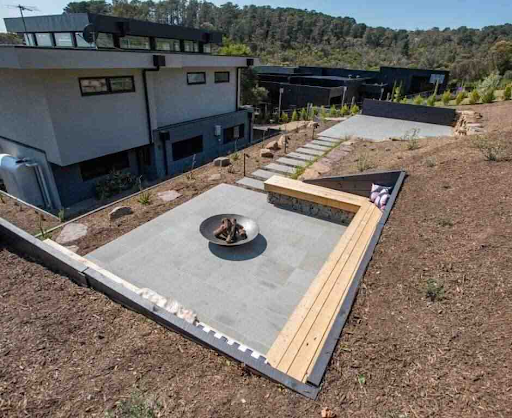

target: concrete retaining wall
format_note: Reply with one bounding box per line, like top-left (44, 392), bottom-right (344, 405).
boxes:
top-left (362, 99), bottom-right (456, 126)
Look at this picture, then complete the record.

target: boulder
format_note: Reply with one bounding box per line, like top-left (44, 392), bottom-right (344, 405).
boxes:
top-left (214, 157), bottom-right (231, 167)
top-left (208, 173), bottom-right (222, 182)
top-left (277, 135), bottom-right (289, 148)
top-left (109, 206), bottom-right (133, 221)
top-left (265, 140), bottom-right (280, 151)
top-left (260, 149), bottom-right (274, 158)
top-left (56, 223), bottom-right (88, 244)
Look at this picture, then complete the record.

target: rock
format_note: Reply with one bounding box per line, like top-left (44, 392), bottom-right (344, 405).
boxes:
top-left (214, 157), bottom-right (231, 167)
top-left (109, 206), bottom-right (133, 221)
top-left (308, 121), bottom-right (319, 128)
top-left (265, 140), bottom-right (280, 151)
top-left (157, 190), bottom-right (182, 202)
top-left (321, 407), bottom-right (336, 418)
top-left (260, 149), bottom-right (274, 158)
top-left (65, 245), bottom-right (79, 253)
top-left (277, 135), bottom-right (289, 148)
top-left (56, 223), bottom-right (88, 244)
top-left (299, 168), bottom-right (321, 181)
top-left (208, 174), bottom-right (221, 181)
top-left (311, 161), bottom-right (331, 174)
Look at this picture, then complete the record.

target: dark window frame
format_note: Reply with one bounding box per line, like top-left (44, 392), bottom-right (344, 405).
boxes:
top-left (187, 72), bottom-right (206, 85)
top-left (79, 76), bottom-right (135, 96)
top-left (215, 71), bottom-right (230, 83)
top-left (223, 124), bottom-right (245, 144)
top-left (172, 135), bottom-right (204, 161)
top-left (79, 151), bottom-right (130, 181)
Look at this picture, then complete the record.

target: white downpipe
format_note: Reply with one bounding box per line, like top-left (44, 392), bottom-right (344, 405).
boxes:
top-left (25, 161), bottom-right (53, 210)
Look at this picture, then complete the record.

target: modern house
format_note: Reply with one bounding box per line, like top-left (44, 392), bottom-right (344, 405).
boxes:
top-left (254, 65), bottom-right (450, 110)
top-left (0, 13), bottom-right (258, 209)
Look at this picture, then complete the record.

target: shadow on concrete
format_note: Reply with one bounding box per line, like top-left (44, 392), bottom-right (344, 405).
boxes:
top-left (208, 234), bottom-right (267, 261)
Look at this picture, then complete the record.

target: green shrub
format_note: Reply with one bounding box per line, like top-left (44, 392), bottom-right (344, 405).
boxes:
top-left (504, 85), bottom-right (512, 101)
top-left (441, 90), bottom-right (452, 105)
top-left (426, 278), bottom-right (445, 302)
top-left (95, 170), bottom-right (136, 200)
top-left (350, 104), bottom-right (360, 115)
top-left (472, 135), bottom-right (508, 161)
top-left (281, 112), bottom-right (289, 124)
top-left (300, 108), bottom-right (307, 120)
top-left (469, 89), bottom-right (480, 105)
top-left (138, 190), bottom-right (152, 206)
top-left (426, 95), bottom-right (436, 106)
top-left (319, 105), bottom-right (327, 120)
top-left (455, 91), bottom-right (466, 105)
top-left (291, 109), bottom-right (298, 122)
top-left (413, 95), bottom-right (424, 105)
top-left (312, 106), bottom-right (318, 116)
top-left (400, 97), bottom-right (409, 104)
top-left (340, 104), bottom-right (350, 116)
top-left (329, 105), bottom-right (337, 117)
top-left (481, 88), bottom-right (495, 104)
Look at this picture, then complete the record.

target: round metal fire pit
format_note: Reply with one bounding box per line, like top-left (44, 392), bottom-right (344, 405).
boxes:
top-left (199, 214), bottom-right (259, 247)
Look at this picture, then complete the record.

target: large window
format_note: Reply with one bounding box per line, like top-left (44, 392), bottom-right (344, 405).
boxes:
top-left (79, 76), bottom-right (135, 96)
top-left (35, 33), bottom-right (53, 47)
top-left (223, 124), bottom-right (244, 144)
top-left (80, 151), bottom-right (130, 181)
top-left (120, 35), bottom-right (150, 50)
top-left (96, 33), bottom-right (114, 48)
top-left (187, 72), bottom-right (206, 85)
top-left (183, 40), bottom-right (199, 53)
top-left (172, 136), bottom-right (203, 161)
top-left (23, 33), bottom-right (36, 46)
top-left (75, 32), bottom-right (94, 48)
top-left (156, 38), bottom-right (180, 52)
top-left (215, 71), bottom-right (230, 83)
top-left (203, 43), bottom-right (212, 53)
top-left (54, 33), bottom-right (73, 47)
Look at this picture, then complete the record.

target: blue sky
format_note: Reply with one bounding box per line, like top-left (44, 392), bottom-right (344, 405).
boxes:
top-left (1, 0), bottom-right (511, 32)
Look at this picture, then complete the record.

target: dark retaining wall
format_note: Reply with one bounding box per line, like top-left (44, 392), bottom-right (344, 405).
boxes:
top-left (362, 99), bottom-right (456, 126)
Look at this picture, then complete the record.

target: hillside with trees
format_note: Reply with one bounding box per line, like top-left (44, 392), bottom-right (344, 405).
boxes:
top-left (39, 1), bottom-right (512, 83)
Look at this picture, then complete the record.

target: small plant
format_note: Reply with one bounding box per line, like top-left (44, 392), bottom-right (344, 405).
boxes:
top-left (281, 112), bottom-right (289, 124)
top-left (138, 190), bottom-right (152, 206)
top-left (404, 129), bottom-right (421, 150)
top-left (480, 88), bottom-right (495, 104)
top-left (393, 82), bottom-right (403, 102)
top-left (441, 90), bottom-right (452, 105)
top-left (455, 91), bottom-right (466, 105)
top-left (425, 156), bottom-right (437, 167)
top-left (38, 216), bottom-right (52, 240)
top-left (319, 105), bottom-right (327, 120)
top-left (504, 84), bottom-right (512, 101)
top-left (426, 278), bottom-right (445, 302)
top-left (290, 165), bottom-right (306, 180)
top-left (356, 151), bottom-right (373, 172)
top-left (231, 152), bottom-right (239, 162)
top-left (472, 135), bottom-right (508, 161)
top-left (350, 104), bottom-right (360, 115)
top-left (300, 108), bottom-right (307, 120)
top-left (468, 89), bottom-right (480, 105)
top-left (438, 218), bottom-right (453, 227)
top-left (426, 94), bottom-right (436, 106)
top-left (340, 104), bottom-right (350, 116)
top-left (413, 95), bottom-right (424, 105)
top-left (186, 154), bottom-right (197, 181)
top-left (311, 106), bottom-right (318, 117)
top-left (58, 208), bottom-right (66, 222)
top-left (105, 392), bottom-right (162, 418)
top-left (0, 193), bottom-right (4, 204)
top-left (400, 97), bottom-right (409, 104)
top-left (329, 105), bottom-right (337, 117)
top-left (291, 109), bottom-right (298, 122)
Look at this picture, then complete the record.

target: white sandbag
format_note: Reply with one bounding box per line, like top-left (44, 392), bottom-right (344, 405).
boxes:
top-left (371, 191), bottom-right (380, 202)
top-left (164, 298), bottom-right (181, 315)
top-left (379, 194), bottom-right (390, 209)
top-left (137, 288), bottom-right (167, 308)
top-left (177, 307), bottom-right (197, 324)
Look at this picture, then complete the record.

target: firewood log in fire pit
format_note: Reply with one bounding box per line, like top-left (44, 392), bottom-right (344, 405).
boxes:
top-left (213, 217), bottom-right (247, 244)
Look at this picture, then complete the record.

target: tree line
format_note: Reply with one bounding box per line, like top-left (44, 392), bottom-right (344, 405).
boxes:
top-left (6, 0), bottom-right (512, 84)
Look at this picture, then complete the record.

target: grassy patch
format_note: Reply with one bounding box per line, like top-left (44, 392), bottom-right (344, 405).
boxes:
top-left (425, 157), bottom-right (437, 167)
top-left (105, 392), bottom-right (162, 418)
top-left (426, 278), bottom-right (445, 302)
top-left (138, 190), bottom-right (153, 206)
top-left (472, 134), bottom-right (509, 162)
top-left (356, 151), bottom-right (374, 172)
top-left (438, 218), bottom-right (453, 227)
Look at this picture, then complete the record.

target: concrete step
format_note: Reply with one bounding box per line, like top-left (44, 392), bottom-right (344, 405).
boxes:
top-left (286, 152), bottom-right (317, 161)
top-left (303, 143), bottom-right (332, 152)
top-left (264, 163), bottom-right (296, 175)
top-left (295, 147), bottom-right (325, 156)
top-left (276, 157), bottom-right (308, 168)
top-left (316, 136), bottom-right (341, 144)
top-left (251, 169), bottom-right (283, 181)
top-left (312, 140), bottom-right (337, 147)
top-left (236, 177), bottom-right (265, 191)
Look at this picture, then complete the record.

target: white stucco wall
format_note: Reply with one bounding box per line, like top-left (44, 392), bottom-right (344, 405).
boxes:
top-left (152, 67), bottom-right (237, 127)
top-left (0, 69), bottom-right (60, 163)
top-left (42, 69), bottom-right (150, 166)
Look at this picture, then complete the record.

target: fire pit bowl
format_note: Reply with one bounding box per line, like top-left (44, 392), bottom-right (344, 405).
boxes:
top-left (200, 214), bottom-right (260, 247)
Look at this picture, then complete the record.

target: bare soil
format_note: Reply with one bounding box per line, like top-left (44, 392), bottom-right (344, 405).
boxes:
top-left (0, 194), bottom-right (61, 235)
top-left (1, 102), bottom-right (512, 417)
top-left (50, 121), bottom-right (336, 256)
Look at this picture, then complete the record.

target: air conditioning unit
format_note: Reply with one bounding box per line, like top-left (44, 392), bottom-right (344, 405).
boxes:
top-left (233, 126), bottom-right (240, 139)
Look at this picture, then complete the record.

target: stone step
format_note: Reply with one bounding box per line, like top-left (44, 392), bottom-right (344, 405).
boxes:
top-left (276, 157), bottom-right (308, 168)
top-left (295, 147), bottom-right (325, 156)
top-left (286, 152), bottom-right (317, 161)
top-left (251, 169), bottom-right (283, 181)
top-left (316, 136), bottom-right (341, 144)
top-left (311, 140), bottom-right (335, 148)
top-left (236, 177), bottom-right (265, 191)
top-left (264, 163), bottom-right (296, 175)
top-left (303, 143), bottom-right (332, 152)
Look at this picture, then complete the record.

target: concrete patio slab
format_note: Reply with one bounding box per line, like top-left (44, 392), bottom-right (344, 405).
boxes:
top-left (318, 115), bottom-right (453, 142)
top-left (86, 184), bottom-right (347, 355)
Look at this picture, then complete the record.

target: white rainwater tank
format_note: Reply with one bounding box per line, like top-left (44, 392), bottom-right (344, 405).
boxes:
top-left (0, 154), bottom-right (44, 207)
